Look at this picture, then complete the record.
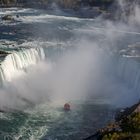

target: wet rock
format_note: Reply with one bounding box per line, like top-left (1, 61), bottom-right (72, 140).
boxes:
top-left (16, 14), bottom-right (20, 18)
top-left (2, 15), bottom-right (15, 21)
top-left (84, 101), bottom-right (140, 140)
top-left (115, 101), bottom-right (140, 121)
top-left (83, 131), bottom-right (102, 140)
top-left (0, 50), bottom-right (9, 58)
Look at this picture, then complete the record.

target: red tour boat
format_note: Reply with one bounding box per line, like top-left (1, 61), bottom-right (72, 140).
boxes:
top-left (64, 103), bottom-right (70, 111)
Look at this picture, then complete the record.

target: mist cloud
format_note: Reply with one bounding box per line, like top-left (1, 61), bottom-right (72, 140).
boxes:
top-left (0, 1), bottom-right (140, 111)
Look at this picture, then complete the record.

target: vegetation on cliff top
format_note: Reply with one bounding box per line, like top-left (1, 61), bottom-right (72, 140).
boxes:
top-left (102, 112), bottom-right (140, 140)
top-left (0, 0), bottom-right (114, 8)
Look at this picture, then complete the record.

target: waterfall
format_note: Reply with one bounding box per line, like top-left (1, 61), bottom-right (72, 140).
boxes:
top-left (116, 56), bottom-right (140, 96)
top-left (0, 47), bottom-right (45, 84)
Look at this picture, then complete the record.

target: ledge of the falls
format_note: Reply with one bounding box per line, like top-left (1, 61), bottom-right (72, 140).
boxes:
top-left (0, 49), bottom-right (10, 58)
top-left (0, 46), bottom-right (45, 83)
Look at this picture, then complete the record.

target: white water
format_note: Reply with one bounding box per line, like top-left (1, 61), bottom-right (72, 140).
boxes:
top-left (0, 48), bottom-right (45, 84)
top-left (75, 27), bottom-right (140, 35)
top-left (0, 8), bottom-right (37, 15)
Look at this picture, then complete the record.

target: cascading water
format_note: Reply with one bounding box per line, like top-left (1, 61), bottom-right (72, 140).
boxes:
top-left (0, 47), bottom-right (45, 84)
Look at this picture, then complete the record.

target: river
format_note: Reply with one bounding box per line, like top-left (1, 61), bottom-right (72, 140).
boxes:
top-left (0, 8), bottom-right (140, 140)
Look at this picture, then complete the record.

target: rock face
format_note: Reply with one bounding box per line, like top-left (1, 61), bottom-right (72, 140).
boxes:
top-left (84, 101), bottom-right (140, 140)
top-left (115, 101), bottom-right (140, 121)
top-left (0, 50), bottom-right (10, 56)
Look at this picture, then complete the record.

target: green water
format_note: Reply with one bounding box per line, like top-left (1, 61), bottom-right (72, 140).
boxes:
top-left (0, 102), bottom-right (115, 140)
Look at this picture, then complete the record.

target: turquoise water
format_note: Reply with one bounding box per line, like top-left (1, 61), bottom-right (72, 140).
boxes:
top-left (0, 102), bottom-right (115, 140)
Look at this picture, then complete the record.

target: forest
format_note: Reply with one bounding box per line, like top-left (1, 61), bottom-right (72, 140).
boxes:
top-left (0, 0), bottom-right (114, 8)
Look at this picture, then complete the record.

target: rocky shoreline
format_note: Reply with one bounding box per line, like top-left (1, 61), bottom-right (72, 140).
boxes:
top-left (84, 101), bottom-right (140, 140)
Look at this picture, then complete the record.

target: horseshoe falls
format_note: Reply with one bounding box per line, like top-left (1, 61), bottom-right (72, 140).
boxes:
top-left (0, 47), bottom-right (45, 84)
top-left (0, 6), bottom-right (140, 140)
top-left (117, 57), bottom-right (140, 94)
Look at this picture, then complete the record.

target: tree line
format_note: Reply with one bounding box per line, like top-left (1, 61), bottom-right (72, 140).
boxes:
top-left (0, 0), bottom-right (114, 7)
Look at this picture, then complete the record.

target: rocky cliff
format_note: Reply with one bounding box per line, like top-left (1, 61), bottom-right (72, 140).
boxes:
top-left (84, 101), bottom-right (140, 140)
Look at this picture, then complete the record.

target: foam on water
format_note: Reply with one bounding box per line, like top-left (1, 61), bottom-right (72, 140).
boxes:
top-left (0, 8), bottom-right (37, 15)
top-left (75, 26), bottom-right (140, 36)
top-left (21, 13), bottom-right (94, 24)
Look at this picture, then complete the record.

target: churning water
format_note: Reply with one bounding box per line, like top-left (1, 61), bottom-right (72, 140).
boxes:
top-left (0, 7), bottom-right (140, 140)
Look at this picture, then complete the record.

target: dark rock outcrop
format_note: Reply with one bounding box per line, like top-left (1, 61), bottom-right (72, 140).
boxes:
top-left (2, 15), bottom-right (15, 21)
top-left (83, 131), bottom-right (102, 140)
top-left (84, 101), bottom-right (140, 140)
top-left (115, 101), bottom-right (140, 121)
